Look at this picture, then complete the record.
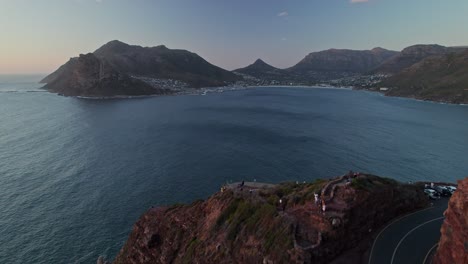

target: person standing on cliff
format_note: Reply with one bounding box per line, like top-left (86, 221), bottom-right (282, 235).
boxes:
top-left (314, 193), bottom-right (319, 205)
top-left (321, 200), bottom-right (326, 214)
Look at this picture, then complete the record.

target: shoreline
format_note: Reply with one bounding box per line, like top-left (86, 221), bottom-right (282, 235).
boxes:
top-left (42, 84), bottom-right (468, 106)
top-left (351, 87), bottom-right (468, 106)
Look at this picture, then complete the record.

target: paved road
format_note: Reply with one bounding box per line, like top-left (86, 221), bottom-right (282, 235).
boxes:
top-left (369, 198), bottom-right (448, 264)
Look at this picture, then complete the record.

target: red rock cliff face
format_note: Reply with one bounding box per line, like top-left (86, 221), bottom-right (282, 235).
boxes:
top-left (433, 177), bottom-right (468, 264)
top-left (113, 175), bottom-right (427, 264)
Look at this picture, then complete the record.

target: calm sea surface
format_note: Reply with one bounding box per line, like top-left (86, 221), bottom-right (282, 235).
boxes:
top-left (0, 75), bottom-right (467, 263)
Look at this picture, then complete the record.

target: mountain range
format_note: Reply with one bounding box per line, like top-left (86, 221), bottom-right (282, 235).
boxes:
top-left (41, 41), bottom-right (468, 103)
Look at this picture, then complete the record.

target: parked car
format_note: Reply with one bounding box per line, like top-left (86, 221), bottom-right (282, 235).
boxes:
top-left (424, 189), bottom-right (440, 200)
top-left (434, 186), bottom-right (451, 197)
top-left (445, 186), bottom-right (457, 194)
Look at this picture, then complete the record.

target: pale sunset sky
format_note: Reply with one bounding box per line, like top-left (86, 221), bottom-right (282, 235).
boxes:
top-left (1, 0), bottom-right (468, 74)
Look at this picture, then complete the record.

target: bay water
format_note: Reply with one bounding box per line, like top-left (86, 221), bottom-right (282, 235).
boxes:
top-left (0, 75), bottom-right (467, 263)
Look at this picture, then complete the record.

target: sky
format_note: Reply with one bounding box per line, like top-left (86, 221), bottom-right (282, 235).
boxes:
top-left (1, 0), bottom-right (468, 74)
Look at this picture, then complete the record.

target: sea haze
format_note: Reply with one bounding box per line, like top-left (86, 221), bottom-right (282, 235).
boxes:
top-left (0, 76), bottom-right (467, 263)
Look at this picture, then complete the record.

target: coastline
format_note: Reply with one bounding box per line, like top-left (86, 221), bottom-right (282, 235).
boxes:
top-left (351, 87), bottom-right (468, 106)
top-left (42, 84), bottom-right (468, 106)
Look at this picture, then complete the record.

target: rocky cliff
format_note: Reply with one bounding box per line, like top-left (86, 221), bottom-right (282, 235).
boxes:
top-left (112, 174), bottom-right (427, 264)
top-left (433, 177), bottom-right (468, 264)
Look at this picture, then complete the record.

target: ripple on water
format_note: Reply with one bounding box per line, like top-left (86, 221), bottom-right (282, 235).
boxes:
top-left (0, 83), bottom-right (467, 264)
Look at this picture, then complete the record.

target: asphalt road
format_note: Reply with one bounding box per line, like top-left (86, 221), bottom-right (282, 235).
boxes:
top-left (368, 197), bottom-right (449, 264)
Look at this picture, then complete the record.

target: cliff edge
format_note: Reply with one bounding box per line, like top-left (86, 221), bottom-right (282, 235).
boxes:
top-left (433, 177), bottom-right (468, 264)
top-left (112, 174), bottom-right (427, 264)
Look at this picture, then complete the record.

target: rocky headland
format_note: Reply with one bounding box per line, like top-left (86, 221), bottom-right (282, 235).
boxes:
top-left (433, 177), bottom-right (468, 264)
top-left (110, 174), bottom-right (428, 264)
top-left (40, 53), bottom-right (168, 97)
top-left (41, 40), bottom-right (241, 97)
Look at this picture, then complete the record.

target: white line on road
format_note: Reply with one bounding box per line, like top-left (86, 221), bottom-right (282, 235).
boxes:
top-left (423, 243), bottom-right (438, 264)
top-left (368, 206), bottom-right (435, 264)
top-left (390, 216), bottom-right (445, 264)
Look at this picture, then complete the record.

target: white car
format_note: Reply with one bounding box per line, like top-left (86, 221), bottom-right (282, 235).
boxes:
top-left (424, 189), bottom-right (440, 200)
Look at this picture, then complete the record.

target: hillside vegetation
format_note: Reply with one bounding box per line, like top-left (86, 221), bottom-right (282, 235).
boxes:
top-left (380, 50), bottom-right (468, 104)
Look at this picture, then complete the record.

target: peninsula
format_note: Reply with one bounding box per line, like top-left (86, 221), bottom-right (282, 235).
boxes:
top-left (40, 40), bottom-right (240, 97)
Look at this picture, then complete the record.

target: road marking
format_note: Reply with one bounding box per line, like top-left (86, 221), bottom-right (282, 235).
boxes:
top-left (423, 243), bottom-right (438, 264)
top-left (390, 216), bottom-right (445, 264)
top-left (368, 206), bottom-right (435, 264)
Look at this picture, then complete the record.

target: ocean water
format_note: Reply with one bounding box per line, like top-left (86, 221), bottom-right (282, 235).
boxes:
top-left (0, 75), bottom-right (467, 264)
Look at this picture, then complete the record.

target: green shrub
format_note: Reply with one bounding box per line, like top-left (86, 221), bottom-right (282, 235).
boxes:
top-left (216, 198), bottom-right (241, 227)
top-left (351, 178), bottom-right (374, 190)
top-left (183, 237), bottom-right (200, 264)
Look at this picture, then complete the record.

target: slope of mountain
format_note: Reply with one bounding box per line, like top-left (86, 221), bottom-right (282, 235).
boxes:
top-left (93, 40), bottom-right (240, 87)
top-left (372, 44), bottom-right (450, 74)
top-left (379, 49), bottom-right (468, 104)
top-left (41, 40), bottom-right (241, 96)
top-left (41, 53), bottom-right (167, 97)
top-left (287, 48), bottom-right (398, 81)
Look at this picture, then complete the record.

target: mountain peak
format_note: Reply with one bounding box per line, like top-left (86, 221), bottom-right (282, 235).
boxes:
top-left (252, 58), bottom-right (270, 66)
top-left (371, 47), bottom-right (387, 52)
top-left (94, 40), bottom-right (133, 55)
top-left (401, 44), bottom-right (447, 54)
top-left (254, 58), bottom-right (265, 63)
top-left (233, 58), bottom-right (284, 80)
top-left (234, 58), bottom-right (279, 73)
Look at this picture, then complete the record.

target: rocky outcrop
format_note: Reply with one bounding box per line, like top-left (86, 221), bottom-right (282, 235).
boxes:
top-left (433, 177), bottom-right (468, 264)
top-left (112, 174), bottom-right (427, 264)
